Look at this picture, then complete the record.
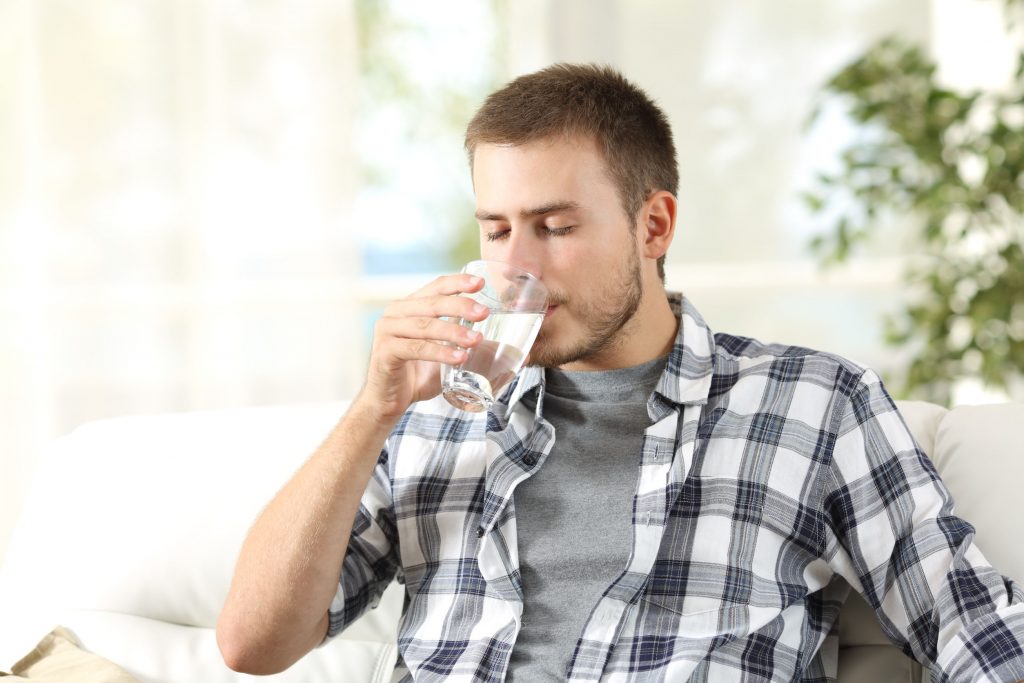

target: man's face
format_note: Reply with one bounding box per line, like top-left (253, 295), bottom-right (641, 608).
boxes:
top-left (472, 135), bottom-right (644, 369)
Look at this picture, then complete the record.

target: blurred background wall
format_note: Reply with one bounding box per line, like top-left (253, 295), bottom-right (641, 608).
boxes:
top-left (1, 0), bottom-right (1020, 564)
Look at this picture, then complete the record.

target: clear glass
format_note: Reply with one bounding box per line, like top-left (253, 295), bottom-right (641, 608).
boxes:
top-left (440, 260), bottom-right (548, 412)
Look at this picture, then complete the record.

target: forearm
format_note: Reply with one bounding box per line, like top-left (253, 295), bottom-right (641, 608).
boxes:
top-left (215, 272), bottom-right (485, 673)
top-left (216, 397), bottom-right (398, 674)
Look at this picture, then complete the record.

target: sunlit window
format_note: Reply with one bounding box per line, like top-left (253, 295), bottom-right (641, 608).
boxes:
top-left (354, 0), bottom-right (499, 275)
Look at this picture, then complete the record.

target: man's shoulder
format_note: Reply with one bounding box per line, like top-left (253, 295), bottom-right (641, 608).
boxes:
top-left (710, 331), bottom-right (870, 396)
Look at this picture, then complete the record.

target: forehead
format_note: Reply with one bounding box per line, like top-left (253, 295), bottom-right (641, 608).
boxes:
top-left (471, 135), bottom-right (616, 206)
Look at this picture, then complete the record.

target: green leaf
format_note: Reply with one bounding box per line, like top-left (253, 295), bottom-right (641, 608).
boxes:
top-left (801, 7), bottom-right (1024, 401)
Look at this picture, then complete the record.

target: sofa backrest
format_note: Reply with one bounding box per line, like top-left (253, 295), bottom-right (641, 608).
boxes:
top-left (0, 401), bottom-right (402, 671)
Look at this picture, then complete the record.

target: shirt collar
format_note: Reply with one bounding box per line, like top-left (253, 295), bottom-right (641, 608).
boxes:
top-left (655, 291), bottom-right (716, 407)
top-left (499, 364), bottom-right (545, 421)
top-left (495, 291), bottom-right (715, 420)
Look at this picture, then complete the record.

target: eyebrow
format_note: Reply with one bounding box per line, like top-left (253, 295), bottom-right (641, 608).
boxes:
top-left (474, 200), bottom-right (582, 222)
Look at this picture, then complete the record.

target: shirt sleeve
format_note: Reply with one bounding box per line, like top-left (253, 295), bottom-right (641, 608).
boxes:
top-left (323, 441), bottom-right (401, 641)
top-left (821, 368), bottom-right (1024, 681)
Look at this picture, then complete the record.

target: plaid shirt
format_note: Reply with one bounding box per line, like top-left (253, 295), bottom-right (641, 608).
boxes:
top-left (327, 292), bottom-right (1024, 682)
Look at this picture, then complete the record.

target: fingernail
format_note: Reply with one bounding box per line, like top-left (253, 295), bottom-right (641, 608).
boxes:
top-left (469, 276), bottom-right (483, 286)
top-left (472, 303), bottom-right (488, 315)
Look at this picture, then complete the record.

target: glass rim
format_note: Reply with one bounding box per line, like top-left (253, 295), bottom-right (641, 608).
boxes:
top-left (462, 259), bottom-right (543, 283)
top-left (461, 259), bottom-right (547, 311)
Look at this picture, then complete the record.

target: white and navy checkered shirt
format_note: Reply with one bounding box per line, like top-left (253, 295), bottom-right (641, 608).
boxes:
top-left (327, 292), bottom-right (1024, 681)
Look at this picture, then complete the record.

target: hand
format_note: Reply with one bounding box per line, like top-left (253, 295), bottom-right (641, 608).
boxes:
top-left (355, 273), bottom-right (489, 420)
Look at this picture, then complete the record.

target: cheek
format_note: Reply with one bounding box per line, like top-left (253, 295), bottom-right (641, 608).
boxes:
top-left (477, 240), bottom-right (498, 261)
top-left (552, 244), bottom-right (618, 289)
top-left (555, 241), bottom-right (609, 274)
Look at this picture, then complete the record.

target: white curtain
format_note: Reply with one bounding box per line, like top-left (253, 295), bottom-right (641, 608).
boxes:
top-left (0, 0), bottom-right (362, 560)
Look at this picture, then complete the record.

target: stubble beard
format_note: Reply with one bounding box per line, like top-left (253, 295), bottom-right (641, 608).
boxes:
top-left (527, 246), bottom-right (644, 369)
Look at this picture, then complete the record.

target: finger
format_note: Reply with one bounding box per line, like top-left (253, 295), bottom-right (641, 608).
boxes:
top-left (408, 273), bottom-right (485, 299)
top-left (376, 316), bottom-right (483, 347)
top-left (385, 337), bottom-right (468, 365)
top-left (382, 292), bottom-right (490, 323)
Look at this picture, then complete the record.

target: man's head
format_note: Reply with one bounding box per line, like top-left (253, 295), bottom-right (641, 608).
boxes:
top-left (465, 64), bottom-right (679, 370)
top-left (465, 63), bottom-right (678, 282)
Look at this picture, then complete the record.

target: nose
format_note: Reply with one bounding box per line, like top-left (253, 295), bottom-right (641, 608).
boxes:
top-left (502, 227), bottom-right (542, 281)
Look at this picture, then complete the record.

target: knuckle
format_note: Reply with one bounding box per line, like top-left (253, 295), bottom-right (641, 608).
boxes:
top-left (432, 297), bottom-right (451, 318)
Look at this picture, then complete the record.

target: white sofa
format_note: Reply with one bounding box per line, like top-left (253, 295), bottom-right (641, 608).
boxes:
top-left (0, 399), bottom-right (1021, 682)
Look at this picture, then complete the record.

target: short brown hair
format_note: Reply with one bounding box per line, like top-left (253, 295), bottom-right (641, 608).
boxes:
top-left (465, 63), bottom-right (678, 281)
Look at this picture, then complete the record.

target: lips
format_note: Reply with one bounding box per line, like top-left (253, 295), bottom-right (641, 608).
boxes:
top-left (545, 305), bottom-right (558, 318)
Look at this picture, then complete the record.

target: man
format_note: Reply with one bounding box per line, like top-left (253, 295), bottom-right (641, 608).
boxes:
top-left (217, 64), bottom-right (1024, 681)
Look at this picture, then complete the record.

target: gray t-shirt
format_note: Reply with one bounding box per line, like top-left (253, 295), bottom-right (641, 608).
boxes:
top-left (507, 354), bottom-right (668, 680)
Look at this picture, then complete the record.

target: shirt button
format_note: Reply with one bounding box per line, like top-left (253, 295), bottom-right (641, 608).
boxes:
top-left (476, 527), bottom-right (485, 538)
top-left (523, 453), bottom-right (537, 466)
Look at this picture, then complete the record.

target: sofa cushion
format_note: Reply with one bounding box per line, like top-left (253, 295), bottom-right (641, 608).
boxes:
top-left (837, 644), bottom-right (922, 683)
top-left (2, 625), bottom-right (138, 682)
top-left (0, 401), bottom-right (405, 678)
top-left (892, 400), bottom-right (948, 459)
top-left (33, 610), bottom-right (397, 683)
top-left (930, 403), bottom-right (1024, 583)
top-left (0, 402), bottom-right (350, 630)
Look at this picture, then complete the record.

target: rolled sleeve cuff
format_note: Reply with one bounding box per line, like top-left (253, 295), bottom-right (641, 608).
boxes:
top-left (936, 605), bottom-right (1024, 682)
top-left (323, 580), bottom-right (349, 642)
top-left (321, 569), bottom-right (391, 646)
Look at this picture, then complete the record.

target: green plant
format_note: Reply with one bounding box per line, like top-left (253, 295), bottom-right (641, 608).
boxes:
top-left (803, 35), bottom-right (1024, 405)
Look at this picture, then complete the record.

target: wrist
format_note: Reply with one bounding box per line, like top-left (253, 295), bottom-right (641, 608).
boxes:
top-left (347, 391), bottom-right (403, 434)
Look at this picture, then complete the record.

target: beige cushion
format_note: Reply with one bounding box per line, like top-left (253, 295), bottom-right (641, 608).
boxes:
top-left (930, 403), bottom-right (1024, 582)
top-left (837, 645), bottom-right (921, 683)
top-left (891, 400), bottom-right (948, 459)
top-left (2, 626), bottom-right (138, 682)
top-left (33, 609), bottom-right (401, 683)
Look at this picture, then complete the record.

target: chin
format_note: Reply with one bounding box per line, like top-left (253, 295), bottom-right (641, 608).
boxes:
top-left (524, 339), bottom-right (576, 369)
top-left (527, 319), bottom-right (583, 368)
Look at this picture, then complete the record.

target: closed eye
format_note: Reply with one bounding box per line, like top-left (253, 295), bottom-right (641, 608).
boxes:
top-left (484, 226), bottom-right (575, 242)
top-left (545, 226), bottom-right (575, 237)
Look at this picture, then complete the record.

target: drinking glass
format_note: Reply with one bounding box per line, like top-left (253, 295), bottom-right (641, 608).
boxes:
top-left (440, 260), bottom-right (549, 412)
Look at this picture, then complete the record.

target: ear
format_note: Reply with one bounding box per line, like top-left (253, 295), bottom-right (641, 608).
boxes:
top-left (638, 190), bottom-right (677, 260)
